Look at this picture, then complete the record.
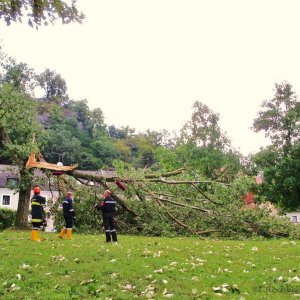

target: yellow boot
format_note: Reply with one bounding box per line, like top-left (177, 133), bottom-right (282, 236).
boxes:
top-left (58, 228), bottom-right (67, 239)
top-left (31, 230), bottom-right (36, 241)
top-left (31, 230), bottom-right (41, 242)
top-left (66, 229), bottom-right (73, 240)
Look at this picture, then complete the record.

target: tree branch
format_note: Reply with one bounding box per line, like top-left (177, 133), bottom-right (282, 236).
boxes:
top-left (155, 196), bottom-right (210, 213)
top-left (192, 183), bottom-right (223, 206)
top-left (148, 178), bottom-right (228, 185)
top-left (144, 168), bottom-right (186, 179)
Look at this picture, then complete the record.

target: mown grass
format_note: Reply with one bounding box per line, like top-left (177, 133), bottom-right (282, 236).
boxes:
top-left (1, 230), bottom-right (300, 299)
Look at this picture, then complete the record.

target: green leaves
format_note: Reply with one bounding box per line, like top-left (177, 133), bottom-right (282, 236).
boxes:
top-left (0, 0), bottom-right (85, 28)
top-left (179, 101), bottom-right (231, 151)
top-left (253, 82), bottom-right (300, 155)
top-left (252, 82), bottom-right (300, 209)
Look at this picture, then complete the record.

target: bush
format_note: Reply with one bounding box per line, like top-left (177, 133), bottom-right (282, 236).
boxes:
top-left (0, 209), bottom-right (16, 231)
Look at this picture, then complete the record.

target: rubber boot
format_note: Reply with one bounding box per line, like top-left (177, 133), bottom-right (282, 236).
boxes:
top-left (31, 230), bottom-right (36, 241)
top-left (35, 230), bottom-right (41, 242)
top-left (105, 231), bottom-right (111, 242)
top-left (31, 230), bottom-right (41, 242)
top-left (58, 228), bottom-right (67, 239)
top-left (66, 229), bottom-right (73, 240)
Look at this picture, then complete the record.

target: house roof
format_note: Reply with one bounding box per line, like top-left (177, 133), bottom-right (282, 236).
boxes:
top-left (0, 164), bottom-right (56, 190)
top-left (0, 164), bottom-right (20, 187)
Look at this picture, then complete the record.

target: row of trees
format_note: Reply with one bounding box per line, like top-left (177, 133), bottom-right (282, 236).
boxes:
top-left (0, 47), bottom-right (299, 236)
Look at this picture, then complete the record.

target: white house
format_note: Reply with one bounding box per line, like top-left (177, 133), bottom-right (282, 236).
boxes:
top-left (285, 212), bottom-right (300, 224)
top-left (0, 164), bottom-right (60, 231)
top-left (0, 164), bottom-right (61, 209)
top-left (0, 165), bottom-right (20, 211)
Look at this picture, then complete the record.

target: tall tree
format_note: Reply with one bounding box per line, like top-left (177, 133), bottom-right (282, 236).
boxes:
top-left (36, 69), bottom-right (68, 104)
top-left (108, 125), bottom-right (135, 139)
top-left (179, 101), bottom-right (230, 151)
top-left (253, 82), bottom-right (300, 156)
top-left (252, 82), bottom-right (300, 209)
top-left (89, 107), bottom-right (106, 138)
top-left (144, 129), bottom-right (176, 149)
top-left (0, 0), bottom-right (84, 28)
top-left (0, 82), bottom-right (43, 228)
top-left (0, 49), bottom-right (37, 96)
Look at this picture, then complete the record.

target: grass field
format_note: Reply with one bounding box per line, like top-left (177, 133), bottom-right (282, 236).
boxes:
top-left (1, 230), bottom-right (300, 299)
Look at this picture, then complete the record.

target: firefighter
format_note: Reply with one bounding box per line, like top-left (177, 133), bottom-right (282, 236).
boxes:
top-left (101, 190), bottom-right (118, 243)
top-left (31, 186), bottom-right (46, 242)
top-left (58, 191), bottom-right (75, 239)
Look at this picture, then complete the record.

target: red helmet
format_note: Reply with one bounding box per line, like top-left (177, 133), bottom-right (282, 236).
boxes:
top-left (33, 186), bottom-right (41, 194)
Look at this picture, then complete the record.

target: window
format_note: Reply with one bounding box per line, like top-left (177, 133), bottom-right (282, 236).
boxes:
top-left (2, 195), bottom-right (11, 206)
top-left (292, 216), bottom-right (298, 223)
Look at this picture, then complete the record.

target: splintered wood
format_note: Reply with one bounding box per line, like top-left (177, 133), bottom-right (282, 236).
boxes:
top-left (25, 152), bottom-right (76, 171)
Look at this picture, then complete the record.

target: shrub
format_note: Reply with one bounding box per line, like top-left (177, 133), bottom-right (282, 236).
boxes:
top-left (0, 209), bottom-right (16, 231)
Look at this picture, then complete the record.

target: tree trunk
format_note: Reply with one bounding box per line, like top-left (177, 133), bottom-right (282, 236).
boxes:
top-left (14, 168), bottom-right (33, 229)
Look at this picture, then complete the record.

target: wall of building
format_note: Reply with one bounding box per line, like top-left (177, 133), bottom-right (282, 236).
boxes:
top-left (285, 212), bottom-right (300, 223)
top-left (0, 188), bottom-right (20, 210)
top-left (0, 189), bottom-right (60, 210)
top-left (0, 188), bottom-right (60, 231)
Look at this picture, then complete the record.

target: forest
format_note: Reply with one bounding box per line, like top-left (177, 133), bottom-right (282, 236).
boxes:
top-left (0, 46), bottom-right (299, 239)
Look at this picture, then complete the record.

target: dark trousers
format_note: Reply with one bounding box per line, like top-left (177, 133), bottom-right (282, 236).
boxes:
top-left (63, 214), bottom-right (73, 229)
top-left (103, 212), bottom-right (117, 242)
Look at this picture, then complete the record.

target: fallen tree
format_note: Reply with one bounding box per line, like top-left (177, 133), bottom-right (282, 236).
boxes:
top-left (25, 152), bottom-right (224, 235)
top-left (25, 154), bottom-right (300, 239)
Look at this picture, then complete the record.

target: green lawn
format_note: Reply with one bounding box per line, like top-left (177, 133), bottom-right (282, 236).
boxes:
top-left (1, 230), bottom-right (300, 299)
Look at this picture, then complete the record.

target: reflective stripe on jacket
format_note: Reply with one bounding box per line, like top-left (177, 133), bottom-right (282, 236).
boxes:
top-left (62, 197), bottom-right (75, 216)
top-left (31, 195), bottom-right (46, 222)
top-left (102, 196), bottom-right (116, 213)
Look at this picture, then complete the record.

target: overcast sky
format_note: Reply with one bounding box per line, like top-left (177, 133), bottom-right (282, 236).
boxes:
top-left (1, 0), bottom-right (300, 156)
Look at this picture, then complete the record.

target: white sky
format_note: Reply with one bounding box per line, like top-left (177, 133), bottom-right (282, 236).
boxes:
top-left (1, 0), bottom-right (300, 156)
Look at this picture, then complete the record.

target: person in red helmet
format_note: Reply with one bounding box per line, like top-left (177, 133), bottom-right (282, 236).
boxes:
top-left (101, 190), bottom-right (118, 243)
top-left (30, 186), bottom-right (46, 241)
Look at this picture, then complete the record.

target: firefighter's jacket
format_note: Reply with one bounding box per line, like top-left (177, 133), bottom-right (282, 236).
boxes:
top-left (31, 195), bottom-right (46, 223)
top-left (62, 197), bottom-right (75, 217)
top-left (102, 196), bottom-right (116, 213)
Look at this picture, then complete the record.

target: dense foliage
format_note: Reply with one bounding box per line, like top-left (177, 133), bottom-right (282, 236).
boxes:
top-left (0, 208), bottom-right (16, 230)
top-left (252, 82), bottom-right (300, 210)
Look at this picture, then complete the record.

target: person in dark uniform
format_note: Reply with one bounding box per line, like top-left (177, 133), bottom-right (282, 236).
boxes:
top-left (95, 190), bottom-right (118, 243)
top-left (31, 186), bottom-right (46, 242)
top-left (58, 191), bottom-right (75, 239)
